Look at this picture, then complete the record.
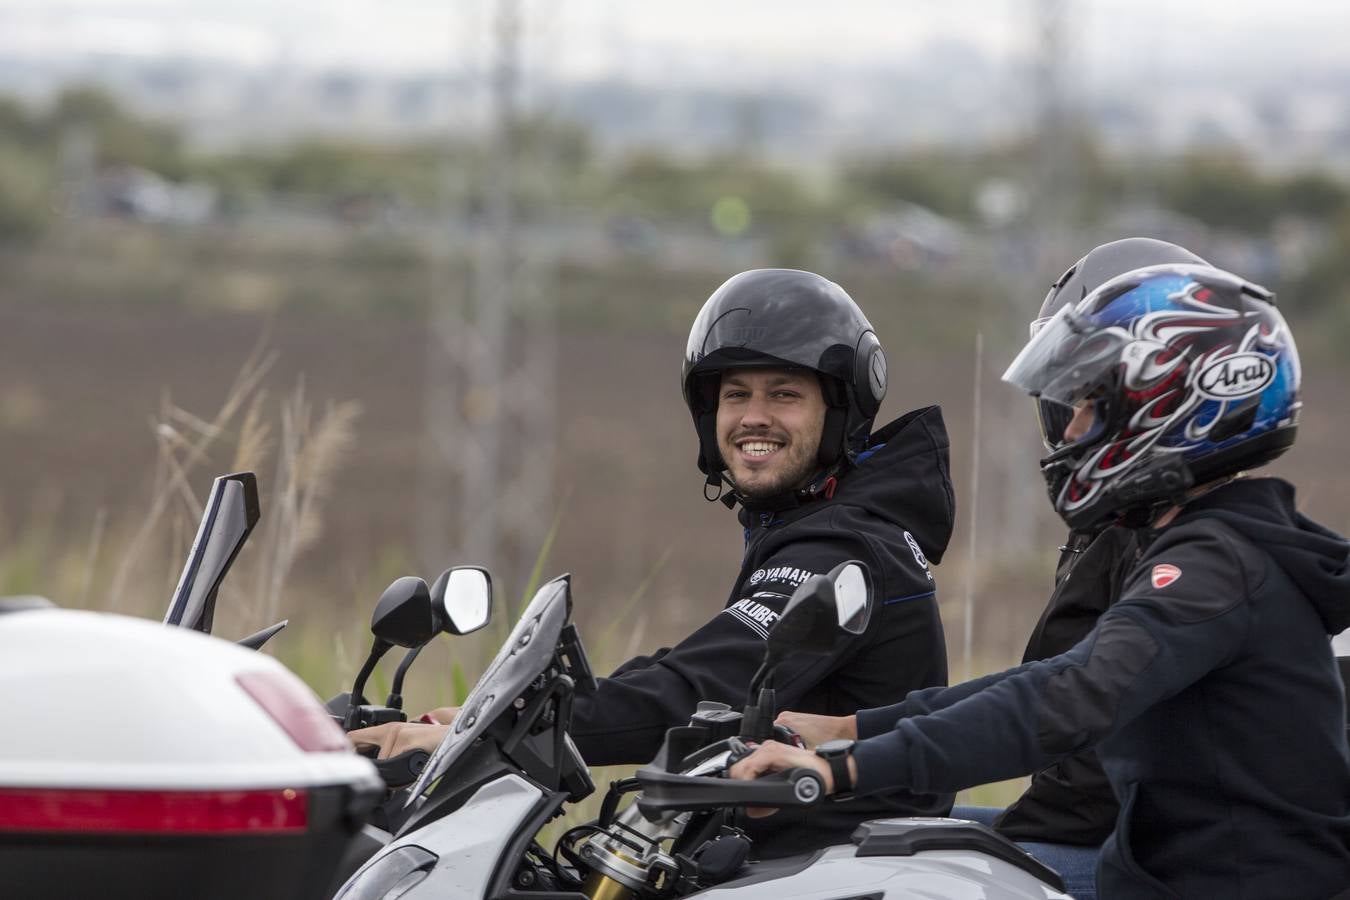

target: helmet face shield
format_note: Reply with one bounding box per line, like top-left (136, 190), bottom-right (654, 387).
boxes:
top-left (1002, 306), bottom-right (1128, 409)
top-left (1036, 400), bottom-right (1074, 448)
top-left (1027, 314), bottom-right (1074, 448)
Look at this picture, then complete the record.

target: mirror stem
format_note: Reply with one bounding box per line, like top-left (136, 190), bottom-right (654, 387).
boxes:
top-left (741, 686), bottom-right (777, 744)
top-left (387, 644), bottom-right (425, 709)
top-left (746, 660), bottom-right (773, 708)
top-left (350, 638), bottom-right (393, 709)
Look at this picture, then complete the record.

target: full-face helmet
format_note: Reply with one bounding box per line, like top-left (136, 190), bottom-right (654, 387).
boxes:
top-left (682, 269), bottom-right (886, 486)
top-left (1032, 238), bottom-right (1210, 447)
top-left (1004, 263), bottom-right (1300, 529)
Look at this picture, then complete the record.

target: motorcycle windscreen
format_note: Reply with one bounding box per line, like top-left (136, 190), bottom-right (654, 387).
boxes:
top-left (163, 474), bottom-right (260, 633)
top-left (407, 575), bottom-right (572, 801)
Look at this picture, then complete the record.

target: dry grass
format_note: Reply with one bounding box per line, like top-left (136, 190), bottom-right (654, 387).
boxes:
top-left (17, 342), bottom-right (363, 662)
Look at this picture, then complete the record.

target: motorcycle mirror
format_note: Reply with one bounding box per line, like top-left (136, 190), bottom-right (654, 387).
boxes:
top-left (429, 566), bottom-right (493, 636)
top-left (371, 576), bottom-right (436, 649)
top-left (831, 561), bottom-right (872, 636)
top-left (164, 472), bottom-right (260, 634)
top-left (756, 560), bottom-right (873, 687)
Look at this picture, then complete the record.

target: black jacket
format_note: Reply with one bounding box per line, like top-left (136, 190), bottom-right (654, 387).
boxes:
top-left (994, 525), bottom-right (1141, 844)
top-left (853, 477), bottom-right (1350, 899)
top-left (570, 406), bottom-right (956, 857)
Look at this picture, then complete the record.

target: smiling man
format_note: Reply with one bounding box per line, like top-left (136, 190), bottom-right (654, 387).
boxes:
top-left (583, 266), bottom-right (959, 856)
top-left (353, 268), bottom-right (956, 858)
top-left (716, 368), bottom-right (826, 498)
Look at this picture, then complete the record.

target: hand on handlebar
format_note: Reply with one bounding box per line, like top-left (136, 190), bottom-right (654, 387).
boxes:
top-left (773, 711), bottom-right (856, 749)
top-left (349, 721), bottom-right (448, 759)
top-left (727, 742), bottom-right (837, 818)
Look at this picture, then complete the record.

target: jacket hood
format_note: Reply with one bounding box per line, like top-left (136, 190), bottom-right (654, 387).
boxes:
top-left (834, 405), bottom-right (956, 565)
top-left (1177, 477), bottom-right (1350, 634)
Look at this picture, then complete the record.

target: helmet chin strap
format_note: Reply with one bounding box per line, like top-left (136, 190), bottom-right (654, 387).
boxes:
top-left (704, 470), bottom-right (738, 509)
top-left (723, 459), bottom-right (847, 513)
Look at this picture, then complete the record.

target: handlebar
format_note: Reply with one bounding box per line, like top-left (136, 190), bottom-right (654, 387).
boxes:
top-left (634, 765), bottom-right (824, 819)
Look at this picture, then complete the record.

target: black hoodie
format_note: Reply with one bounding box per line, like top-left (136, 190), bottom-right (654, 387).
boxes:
top-left (853, 477), bottom-right (1350, 898)
top-left (570, 405), bottom-right (956, 856)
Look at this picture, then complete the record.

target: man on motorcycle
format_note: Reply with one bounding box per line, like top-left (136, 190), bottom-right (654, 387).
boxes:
top-left (732, 262), bottom-right (1350, 897)
top-left (354, 268), bottom-right (958, 857)
top-left (951, 238), bottom-right (1216, 900)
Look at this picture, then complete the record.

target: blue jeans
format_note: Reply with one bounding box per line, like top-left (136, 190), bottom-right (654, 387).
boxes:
top-left (949, 805), bottom-right (1099, 900)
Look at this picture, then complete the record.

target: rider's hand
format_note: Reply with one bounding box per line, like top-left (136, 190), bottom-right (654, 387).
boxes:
top-left (421, 706), bottom-right (460, 725)
top-left (774, 711), bottom-right (856, 749)
top-left (728, 741), bottom-right (852, 819)
top-left (349, 721), bottom-right (448, 759)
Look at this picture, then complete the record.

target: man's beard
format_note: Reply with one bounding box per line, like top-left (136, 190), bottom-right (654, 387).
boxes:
top-left (723, 440), bottom-right (819, 500)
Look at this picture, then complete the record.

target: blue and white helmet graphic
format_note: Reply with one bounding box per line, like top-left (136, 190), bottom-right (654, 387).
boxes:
top-left (1003, 263), bottom-right (1301, 529)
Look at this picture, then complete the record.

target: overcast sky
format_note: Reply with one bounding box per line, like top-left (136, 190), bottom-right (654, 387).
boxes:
top-left (2, 0), bottom-right (1347, 86)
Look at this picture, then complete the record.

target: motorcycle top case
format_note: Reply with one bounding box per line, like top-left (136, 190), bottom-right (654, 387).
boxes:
top-left (0, 608), bottom-right (383, 900)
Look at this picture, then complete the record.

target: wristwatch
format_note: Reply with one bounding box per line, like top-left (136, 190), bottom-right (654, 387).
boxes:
top-left (815, 738), bottom-right (856, 799)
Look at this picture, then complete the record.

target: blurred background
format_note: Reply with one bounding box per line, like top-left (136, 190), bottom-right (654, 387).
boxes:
top-left (3, 0), bottom-right (1350, 801)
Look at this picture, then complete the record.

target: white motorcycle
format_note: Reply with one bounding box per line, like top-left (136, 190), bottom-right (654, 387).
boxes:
top-left (336, 560), bottom-right (1072, 900)
top-left (1, 471), bottom-right (1072, 899)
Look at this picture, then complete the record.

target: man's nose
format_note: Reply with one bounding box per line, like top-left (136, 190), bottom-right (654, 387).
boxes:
top-left (739, 392), bottom-right (773, 427)
top-left (1063, 403), bottom-right (1094, 442)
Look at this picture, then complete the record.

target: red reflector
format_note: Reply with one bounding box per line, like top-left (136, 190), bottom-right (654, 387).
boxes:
top-left (236, 669), bottom-right (350, 753)
top-left (0, 787), bottom-right (308, 834)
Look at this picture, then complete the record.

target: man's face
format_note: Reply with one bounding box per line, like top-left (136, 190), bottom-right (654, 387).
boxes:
top-left (1063, 401), bottom-right (1095, 444)
top-left (715, 368), bottom-right (827, 499)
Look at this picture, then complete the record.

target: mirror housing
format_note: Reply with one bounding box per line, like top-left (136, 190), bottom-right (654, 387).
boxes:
top-left (831, 561), bottom-right (872, 636)
top-left (371, 577), bottom-right (436, 649)
top-left (429, 566), bottom-right (493, 636)
top-left (164, 472), bottom-right (260, 633)
top-left (756, 560), bottom-right (873, 690)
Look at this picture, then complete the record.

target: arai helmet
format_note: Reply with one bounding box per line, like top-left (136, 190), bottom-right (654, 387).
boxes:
top-left (1032, 238), bottom-right (1210, 448)
top-left (1004, 263), bottom-right (1300, 529)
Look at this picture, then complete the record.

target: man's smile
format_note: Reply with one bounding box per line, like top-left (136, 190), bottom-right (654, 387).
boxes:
top-left (736, 437), bottom-right (785, 460)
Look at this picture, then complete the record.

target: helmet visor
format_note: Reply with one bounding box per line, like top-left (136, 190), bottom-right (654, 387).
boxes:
top-left (1002, 306), bottom-right (1128, 409)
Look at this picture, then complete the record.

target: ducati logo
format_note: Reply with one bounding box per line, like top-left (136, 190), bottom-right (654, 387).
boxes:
top-left (1151, 564), bottom-right (1182, 589)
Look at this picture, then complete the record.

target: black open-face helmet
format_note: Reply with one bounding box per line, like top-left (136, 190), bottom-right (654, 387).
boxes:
top-left (1032, 238), bottom-right (1209, 448)
top-left (682, 269), bottom-right (886, 480)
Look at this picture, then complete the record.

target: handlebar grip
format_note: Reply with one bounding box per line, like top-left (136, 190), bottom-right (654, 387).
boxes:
top-left (634, 764), bottom-right (824, 819)
top-left (747, 767), bottom-right (824, 806)
top-left (373, 749), bottom-right (430, 787)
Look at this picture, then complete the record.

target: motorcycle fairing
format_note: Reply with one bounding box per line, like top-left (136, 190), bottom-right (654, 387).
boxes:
top-left (407, 575), bottom-right (573, 802)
